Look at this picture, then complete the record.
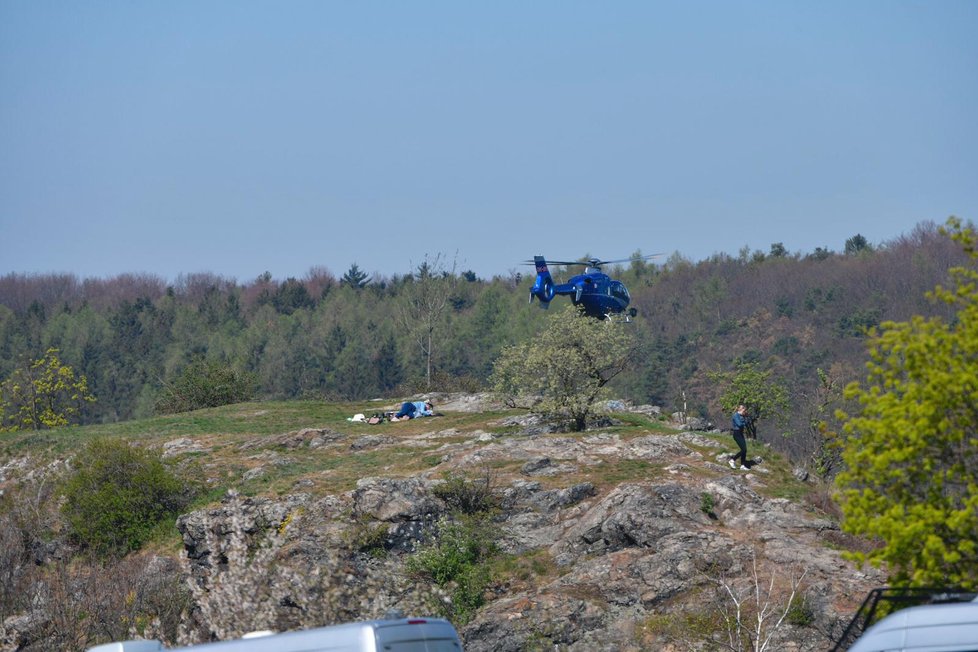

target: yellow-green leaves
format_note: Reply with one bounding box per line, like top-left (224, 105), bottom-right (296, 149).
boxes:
top-left (836, 218), bottom-right (978, 589)
top-left (0, 347), bottom-right (95, 431)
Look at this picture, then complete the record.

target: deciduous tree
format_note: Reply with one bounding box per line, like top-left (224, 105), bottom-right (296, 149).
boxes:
top-left (491, 306), bottom-right (634, 431)
top-left (835, 217), bottom-right (978, 589)
top-left (0, 348), bottom-right (95, 431)
top-left (398, 254), bottom-right (458, 389)
top-left (708, 362), bottom-right (790, 439)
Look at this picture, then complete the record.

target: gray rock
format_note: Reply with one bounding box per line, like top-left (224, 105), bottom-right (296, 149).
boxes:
top-left (521, 457), bottom-right (553, 475)
top-left (351, 476), bottom-right (441, 522)
top-left (176, 491), bottom-right (311, 574)
top-left (552, 483), bottom-right (712, 562)
top-left (162, 437), bottom-right (209, 459)
top-left (238, 428), bottom-right (343, 451)
top-left (350, 434), bottom-right (393, 450)
top-left (629, 404), bottom-right (663, 417)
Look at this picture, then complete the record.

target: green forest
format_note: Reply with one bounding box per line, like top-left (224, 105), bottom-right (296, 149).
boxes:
top-left (0, 220), bottom-right (970, 464)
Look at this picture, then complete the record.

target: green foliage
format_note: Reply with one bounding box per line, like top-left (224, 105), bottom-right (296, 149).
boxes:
top-left (0, 347), bottom-right (96, 431)
top-left (341, 263), bottom-right (371, 289)
top-left (271, 278), bottom-right (315, 315)
top-left (835, 217), bottom-right (978, 589)
top-left (775, 297), bottom-right (795, 318)
top-left (845, 233), bottom-right (872, 255)
top-left (785, 593), bottom-right (816, 627)
top-left (492, 548), bottom-right (560, 585)
top-left (771, 335), bottom-right (800, 357)
top-left (804, 285), bottom-right (839, 312)
top-left (406, 515), bottom-right (498, 624)
top-left (491, 306), bottom-right (634, 431)
top-left (836, 307), bottom-right (882, 337)
top-left (708, 362), bottom-right (790, 437)
top-left (700, 492), bottom-right (716, 517)
top-left (156, 359), bottom-right (257, 414)
top-left (801, 368), bottom-right (844, 479)
top-left (809, 246), bottom-right (832, 261)
top-left (591, 458), bottom-right (658, 487)
top-left (61, 438), bottom-right (197, 557)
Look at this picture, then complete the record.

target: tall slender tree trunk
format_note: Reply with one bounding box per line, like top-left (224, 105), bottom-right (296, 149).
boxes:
top-left (426, 329), bottom-right (433, 389)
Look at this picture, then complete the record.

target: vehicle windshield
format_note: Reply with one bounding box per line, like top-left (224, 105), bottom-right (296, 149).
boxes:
top-left (610, 281), bottom-right (630, 302)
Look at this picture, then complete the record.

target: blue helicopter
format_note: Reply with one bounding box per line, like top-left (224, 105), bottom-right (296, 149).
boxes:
top-left (526, 254), bottom-right (659, 321)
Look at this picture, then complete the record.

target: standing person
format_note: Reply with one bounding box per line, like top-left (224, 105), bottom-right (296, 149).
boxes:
top-left (728, 404), bottom-right (750, 470)
top-left (391, 400), bottom-right (433, 421)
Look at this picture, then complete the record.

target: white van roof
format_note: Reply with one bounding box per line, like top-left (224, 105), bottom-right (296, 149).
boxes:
top-left (88, 643), bottom-right (164, 652)
top-left (87, 618), bottom-right (462, 652)
top-left (848, 596), bottom-right (978, 652)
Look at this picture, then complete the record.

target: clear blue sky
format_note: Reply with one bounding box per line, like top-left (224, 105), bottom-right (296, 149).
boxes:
top-left (2, 1), bottom-right (976, 283)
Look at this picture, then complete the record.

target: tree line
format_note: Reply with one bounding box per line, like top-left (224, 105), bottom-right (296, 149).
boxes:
top-left (0, 221), bottom-right (971, 461)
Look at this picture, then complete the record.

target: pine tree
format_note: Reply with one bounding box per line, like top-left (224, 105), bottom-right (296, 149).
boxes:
top-left (341, 263), bottom-right (371, 290)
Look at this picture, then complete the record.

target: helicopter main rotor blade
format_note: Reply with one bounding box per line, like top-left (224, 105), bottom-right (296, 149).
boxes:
top-left (589, 253), bottom-right (665, 266)
top-left (522, 253), bottom-right (664, 267)
top-left (522, 259), bottom-right (589, 267)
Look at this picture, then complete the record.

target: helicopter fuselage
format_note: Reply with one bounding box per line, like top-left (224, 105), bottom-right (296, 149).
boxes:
top-left (529, 256), bottom-right (635, 320)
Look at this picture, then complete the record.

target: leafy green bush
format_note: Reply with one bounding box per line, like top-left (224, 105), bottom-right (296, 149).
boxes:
top-left (406, 516), bottom-right (498, 624)
top-left (156, 359), bottom-right (256, 414)
top-left (61, 439), bottom-right (198, 557)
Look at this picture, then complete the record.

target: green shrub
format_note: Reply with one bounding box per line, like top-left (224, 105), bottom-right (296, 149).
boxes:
top-left (700, 492), bottom-right (716, 517)
top-left (61, 439), bottom-right (198, 557)
top-left (155, 359), bottom-right (256, 414)
top-left (786, 593), bottom-right (816, 626)
top-left (406, 516), bottom-right (498, 624)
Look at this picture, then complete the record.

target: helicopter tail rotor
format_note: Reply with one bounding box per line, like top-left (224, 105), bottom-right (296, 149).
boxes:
top-left (528, 255), bottom-right (556, 308)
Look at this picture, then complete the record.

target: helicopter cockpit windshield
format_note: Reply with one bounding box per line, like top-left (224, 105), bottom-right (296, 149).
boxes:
top-left (610, 281), bottom-right (630, 303)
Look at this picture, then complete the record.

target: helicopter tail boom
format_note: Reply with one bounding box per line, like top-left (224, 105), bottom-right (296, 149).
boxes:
top-left (528, 255), bottom-right (556, 308)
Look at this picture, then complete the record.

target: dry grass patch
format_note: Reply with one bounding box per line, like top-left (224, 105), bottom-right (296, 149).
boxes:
top-left (492, 548), bottom-right (565, 592)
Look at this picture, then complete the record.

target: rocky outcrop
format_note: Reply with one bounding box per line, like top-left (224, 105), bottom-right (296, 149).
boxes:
top-left (177, 491), bottom-right (313, 578)
top-left (167, 416), bottom-right (880, 651)
top-left (1, 399), bottom-right (882, 651)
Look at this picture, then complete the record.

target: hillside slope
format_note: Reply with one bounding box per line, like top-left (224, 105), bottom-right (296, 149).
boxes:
top-left (0, 394), bottom-right (882, 651)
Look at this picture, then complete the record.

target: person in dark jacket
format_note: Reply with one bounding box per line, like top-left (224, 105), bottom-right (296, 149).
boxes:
top-left (728, 404), bottom-right (750, 470)
top-left (390, 400), bottom-right (433, 421)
